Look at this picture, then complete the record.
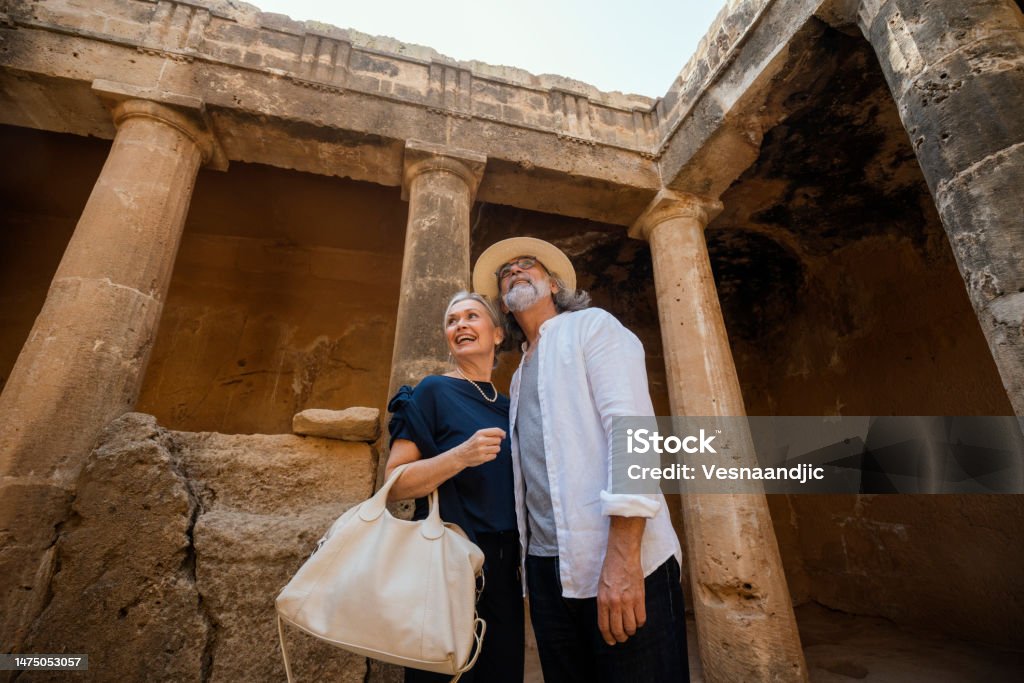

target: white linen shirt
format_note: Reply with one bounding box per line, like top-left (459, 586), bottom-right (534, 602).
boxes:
top-left (509, 307), bottom-right (682, 598)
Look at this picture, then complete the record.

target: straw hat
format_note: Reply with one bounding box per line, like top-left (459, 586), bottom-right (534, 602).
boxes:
top-left (472, 237), bottom-right (577, 301)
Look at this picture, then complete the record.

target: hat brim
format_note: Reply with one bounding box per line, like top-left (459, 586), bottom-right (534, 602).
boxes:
top-left (472, 237), bottom-right (577, 302)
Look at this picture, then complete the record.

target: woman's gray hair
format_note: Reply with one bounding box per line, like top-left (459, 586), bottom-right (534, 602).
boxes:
top-left (442, 290), bottom-right (504, 331)
top-left (502, 271), bottom-right (590, 349)
top-left (442, 290), bottom-right (505, 329)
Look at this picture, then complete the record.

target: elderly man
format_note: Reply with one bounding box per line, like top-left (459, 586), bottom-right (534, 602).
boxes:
top-left (472, 237), bottom-right (688, 682)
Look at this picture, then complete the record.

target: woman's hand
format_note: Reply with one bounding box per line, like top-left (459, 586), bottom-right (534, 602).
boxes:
top-left (385, 428), bottom-right (506, 501)
top-left (451, 427), bottom-right (506, 468)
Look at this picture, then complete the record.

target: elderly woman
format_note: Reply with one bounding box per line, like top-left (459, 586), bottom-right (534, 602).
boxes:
top-left (384, 291), bottom-right (523, 683)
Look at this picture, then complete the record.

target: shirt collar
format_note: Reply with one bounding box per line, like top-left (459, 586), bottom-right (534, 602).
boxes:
top-left (519, 312), bottom-right (565, 353)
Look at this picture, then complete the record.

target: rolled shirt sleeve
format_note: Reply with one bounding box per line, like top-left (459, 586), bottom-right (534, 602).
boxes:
top-left (580, 310), bottom-right (663, 518)
top-left (599, 489), bottom-right (662, 517)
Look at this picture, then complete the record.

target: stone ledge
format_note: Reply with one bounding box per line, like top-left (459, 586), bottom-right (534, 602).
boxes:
top-left (292, 406), bottom-right (381, 442)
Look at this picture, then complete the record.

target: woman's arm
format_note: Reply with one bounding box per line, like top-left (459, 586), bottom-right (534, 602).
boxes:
top-left (384, 427), bottom-right (506, 501)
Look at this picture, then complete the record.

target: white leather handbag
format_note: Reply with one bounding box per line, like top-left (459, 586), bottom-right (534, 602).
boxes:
top-left (276, 463), bottom-right (486, 681)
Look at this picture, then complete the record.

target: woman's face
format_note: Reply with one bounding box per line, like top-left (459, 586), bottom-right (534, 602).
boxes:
top-left (445, 299), bottom-right (504, 360)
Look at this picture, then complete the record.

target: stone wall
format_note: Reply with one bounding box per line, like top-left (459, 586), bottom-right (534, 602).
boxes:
top-left (19, 412), bottom-right (376, 682)
top-left (0, 125), bottom-right (106, 394)
top-left (134, 163), bottom-right (406, 434)
top-left (776, 494), bottom-right (1024, 649)
top-left (0, 125), bottom-right (406, 435)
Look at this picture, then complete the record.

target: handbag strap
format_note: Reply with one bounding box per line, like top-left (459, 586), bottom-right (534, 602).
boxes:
top-left (450, 616), bottom-right (487, 682)
top-left (277, 465), bottom-right (455, 682)
top-left (388, 385), bottom-right (477, 546)
top-left (358, 463), bottom-right (445, 539)
top-left (277, 613), bottom-right (296, 683)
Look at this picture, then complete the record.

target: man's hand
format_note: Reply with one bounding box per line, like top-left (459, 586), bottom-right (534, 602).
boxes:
top-left (597, 516), bottom-right (647, 645)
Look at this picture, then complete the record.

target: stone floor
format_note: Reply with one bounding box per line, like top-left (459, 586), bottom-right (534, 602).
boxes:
top-left (794, 603), bottom-right (1023, 683)
top-left (525, 602), bottom-right (1024, 682)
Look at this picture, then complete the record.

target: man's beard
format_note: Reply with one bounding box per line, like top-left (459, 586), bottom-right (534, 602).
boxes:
top-left (504, 277), bottom-right (547, 313)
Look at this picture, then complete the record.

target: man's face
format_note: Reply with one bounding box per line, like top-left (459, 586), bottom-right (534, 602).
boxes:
top-left (498, 255), bottom-right (557, 313)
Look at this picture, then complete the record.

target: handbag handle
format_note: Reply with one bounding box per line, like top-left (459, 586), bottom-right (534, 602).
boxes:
top-left (358, 463), bottom-right (445, 539)
top-left (450, 616), bottom-right (487, 682)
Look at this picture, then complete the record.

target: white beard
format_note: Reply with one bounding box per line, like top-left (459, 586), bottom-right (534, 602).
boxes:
top-left (504, 278), bottom-right (547, 312)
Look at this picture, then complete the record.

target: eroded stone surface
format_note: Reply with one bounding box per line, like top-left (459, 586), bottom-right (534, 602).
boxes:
top-left (19, 414), bottom-right (208, 682)
top-left (20, 413), bottom-right (375, 682)
top-left (292, 406), bottom-right (381, 441)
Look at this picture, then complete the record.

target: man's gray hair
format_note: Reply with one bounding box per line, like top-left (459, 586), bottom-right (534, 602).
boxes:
top-left (549, 272), bottom-right (591, 313)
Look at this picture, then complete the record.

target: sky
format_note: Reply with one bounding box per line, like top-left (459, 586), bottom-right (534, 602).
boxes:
top-left (247, 1), bottom-right (729, 97)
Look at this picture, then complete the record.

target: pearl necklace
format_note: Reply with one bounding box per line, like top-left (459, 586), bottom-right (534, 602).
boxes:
top-left (455, 367), bottom-right (498, 403)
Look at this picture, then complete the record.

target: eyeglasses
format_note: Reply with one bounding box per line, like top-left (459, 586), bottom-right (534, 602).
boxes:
top-left (496, 256), bottom-right (540, 281)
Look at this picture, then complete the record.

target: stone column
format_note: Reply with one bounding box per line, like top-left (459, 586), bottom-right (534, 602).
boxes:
top-left (380, 140), bottom-right (485, 473)
top-left (631, 190), bottom-right (808, 682)
top-left (0, 84), bottom-right (224, 651)
top-left (860, 0), bottom-right (1024, 415)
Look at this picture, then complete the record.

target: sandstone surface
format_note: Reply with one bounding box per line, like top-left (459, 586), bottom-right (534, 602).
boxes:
top-left (19, 413), bottom-right (376, 682)
top-left (292, 406), bottom-right (382, 442)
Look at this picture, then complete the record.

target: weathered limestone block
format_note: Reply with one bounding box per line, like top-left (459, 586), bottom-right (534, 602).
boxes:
top-left (0, 483), bottom-right (73, 653)
top-left (19, 413), bottom-right (376, 682)
top-left (181, 427), bottom-right (376, 682)
top-left (182, 430), bottom-right (377, 514)
top-left (19, 413), bottom-right (208, 682)
top-left (195, 509), bottom-right (366, 683)
top-left (292, 407), bottom-right (381, 441)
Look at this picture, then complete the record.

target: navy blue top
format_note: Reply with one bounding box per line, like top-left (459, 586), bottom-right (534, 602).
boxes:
top-left (388, 375), bottom-right (516, 539)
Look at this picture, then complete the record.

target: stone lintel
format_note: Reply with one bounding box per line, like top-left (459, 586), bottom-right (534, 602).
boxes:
top-left (91, 79), bottom-right (228, 171)
top-left (657, 1), bottom-right (826, 196)
top-left (0, 28), bottom-right (659, 221)
top-left (815, 0), bottom-right (865, 29)
top-left (401, 139), bottom-right (487, 202)
top-left (628, 189), bottom-right (724, 242)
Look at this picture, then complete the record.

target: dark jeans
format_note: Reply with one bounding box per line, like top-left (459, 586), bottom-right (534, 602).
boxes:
top-left (526, 555), bottom-right (689, 683)
top-left (406, 531), bottom-right (524, 683)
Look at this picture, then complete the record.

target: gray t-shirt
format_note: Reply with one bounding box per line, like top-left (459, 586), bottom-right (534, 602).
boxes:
top-left (516, 349), bottom-right (559, 557)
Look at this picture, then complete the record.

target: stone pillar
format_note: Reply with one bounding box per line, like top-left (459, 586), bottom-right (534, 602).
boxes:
top-left (0, 85), bottom-right (224, 651)
top-left (860, 0), bottom-right (1024, 415)
top-left (381, 140), bottom-right (485, 469)
top-left (631, 189), bottom-right (808, 682)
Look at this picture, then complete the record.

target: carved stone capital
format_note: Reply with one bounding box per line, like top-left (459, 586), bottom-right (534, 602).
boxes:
top-left (92, 79), bottom-right (228, 171)
top-left (628, 188), bottom-right (723, 242)
top-left (401, 139), bottom-right (487, 202)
